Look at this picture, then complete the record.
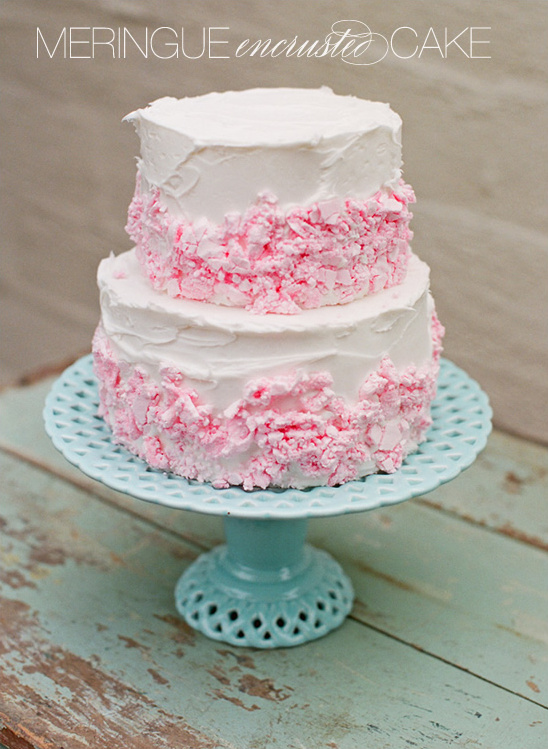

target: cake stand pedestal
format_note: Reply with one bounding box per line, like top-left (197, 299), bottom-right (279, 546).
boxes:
top-left (44, 357), bottom-right (491, 649)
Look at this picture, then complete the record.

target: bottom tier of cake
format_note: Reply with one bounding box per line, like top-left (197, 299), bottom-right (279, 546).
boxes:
top-left (93, 250), bottom-right (444, 490)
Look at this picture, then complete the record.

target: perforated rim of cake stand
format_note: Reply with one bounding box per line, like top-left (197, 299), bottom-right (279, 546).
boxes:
top-left (43, 355), bottom-right (492, 519)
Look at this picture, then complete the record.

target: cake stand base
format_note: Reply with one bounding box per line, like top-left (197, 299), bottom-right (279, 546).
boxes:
top-left (44, 356), bottom-right (492, 650)
top-left (175, 517), bottom-right (353, 648)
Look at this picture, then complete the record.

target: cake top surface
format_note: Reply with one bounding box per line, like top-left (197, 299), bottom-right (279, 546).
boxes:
top-left (125, 87), bottom-right (401, 147)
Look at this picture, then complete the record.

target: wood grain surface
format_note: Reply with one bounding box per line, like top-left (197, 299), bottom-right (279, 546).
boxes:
top-left (0, 376), bottom-right (546, 748)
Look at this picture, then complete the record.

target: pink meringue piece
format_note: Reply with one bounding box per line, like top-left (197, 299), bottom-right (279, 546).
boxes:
top-left (126, 176), bottom-right (415, 314)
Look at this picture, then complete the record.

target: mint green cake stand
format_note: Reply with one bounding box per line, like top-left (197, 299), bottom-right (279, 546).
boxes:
top-left (44, 356), bottom-right (491, 648)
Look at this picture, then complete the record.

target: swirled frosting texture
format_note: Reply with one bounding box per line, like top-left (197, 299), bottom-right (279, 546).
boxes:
top-left (125, 88), bottom-right (402, 223)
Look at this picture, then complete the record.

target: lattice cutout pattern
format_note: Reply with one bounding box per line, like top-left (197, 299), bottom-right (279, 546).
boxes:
top-left (174, 546), bottom-right (354, 648)
top-left (44, 356), bottom-right (492, 519)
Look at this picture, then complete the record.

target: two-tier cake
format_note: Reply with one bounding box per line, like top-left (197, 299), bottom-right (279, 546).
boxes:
top-left (92, 87), bottom-right (443, 490)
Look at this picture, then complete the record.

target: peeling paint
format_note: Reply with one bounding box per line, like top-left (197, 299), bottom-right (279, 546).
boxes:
top-left (212, 688), bottom-right (260, 712)
top-left (216, 649), bottom-right (256, 670)
top-left (153, 612), bottom-right (196, 647)
top-left (118, 635), bottom-right (148, 651)
top-left (417, 499), bottom-right (548, 553)
top-left (0, 723), bottom-right (38, 749)
top-left (353, 560), bottom-right (416, 593)
top-left (147, 668), bottom-right (170, 686)
top-left (503, 471), bottom-right (524, 494)
top-left (207, 665), bottom-right (231, 686)
top-left (0, 595), bottom-right (218, 749)
top-left (0, 567), bottom-right (37, 590)
top-left (204, 653), bottom-right (294, 714)
top-left (0, 503), bottom-right (112, 575)
top-left (497, 523), bottom-right (548, 553)
top-left (237, 674), bottom-right (293, 703)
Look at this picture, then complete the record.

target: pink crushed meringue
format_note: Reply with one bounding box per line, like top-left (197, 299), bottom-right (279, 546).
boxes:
top-left (126, 175), bottom-right (415, 314)
top-left (92, 312), bottom-right (443, 491)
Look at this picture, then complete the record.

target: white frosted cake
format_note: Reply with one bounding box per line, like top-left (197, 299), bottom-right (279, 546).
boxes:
top-left (93, 87), bottom-right (443, 490)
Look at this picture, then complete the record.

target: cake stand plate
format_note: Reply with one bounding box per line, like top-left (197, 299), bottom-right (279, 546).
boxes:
top-left (44, 356), bottom-right (491, 648)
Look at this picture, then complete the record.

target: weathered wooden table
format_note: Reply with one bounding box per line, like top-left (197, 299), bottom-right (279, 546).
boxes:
top-left (0, 372), bottom-right (546, 748)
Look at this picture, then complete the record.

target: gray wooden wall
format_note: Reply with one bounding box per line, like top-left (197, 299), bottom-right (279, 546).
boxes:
top-left (1, 0), bottom-right (547, 444)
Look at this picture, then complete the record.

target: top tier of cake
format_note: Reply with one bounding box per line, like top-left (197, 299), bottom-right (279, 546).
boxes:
top-left (126, 87), bottom-right (403, 220)
top-left (125, 87), bottom-right (415, 314)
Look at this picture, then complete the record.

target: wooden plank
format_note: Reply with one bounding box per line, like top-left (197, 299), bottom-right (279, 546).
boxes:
top-left (1, 450), bottom-right (546, 749)
top-left (417, 429), bottom-right (548, 552)
top-left (313, 503), bottom-right (548, 704)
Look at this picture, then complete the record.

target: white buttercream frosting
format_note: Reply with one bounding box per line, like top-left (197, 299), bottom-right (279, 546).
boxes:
top-left (125, 87), bottom-right (403, 223)
top-left (98, 249), bottom-right (433, 410)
